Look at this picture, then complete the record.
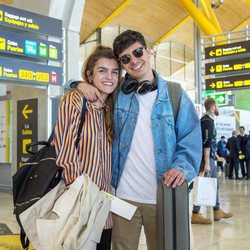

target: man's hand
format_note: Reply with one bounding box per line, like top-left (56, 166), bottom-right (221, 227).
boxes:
top-left (163, 168), bottom-right (185, 188)
top-left (203, 162), bottom-right (210, 172)
top-left (76, 81), bottom-right (104, 103)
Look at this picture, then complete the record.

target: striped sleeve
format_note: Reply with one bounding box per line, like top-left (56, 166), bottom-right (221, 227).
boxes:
top-left (53, 91), bottom-right (83, 185)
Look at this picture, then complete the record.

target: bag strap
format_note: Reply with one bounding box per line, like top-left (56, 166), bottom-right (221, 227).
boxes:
top-left (20, 228), bottom-right (30, 249)
top-left (75, 99), bottom-right (87, 147)
top-left (167, 81), bottom-right (181, 125)
top-left (48, 99), bottom-right (87, 147)
top-left (26, 99), bottom-right (87, 155)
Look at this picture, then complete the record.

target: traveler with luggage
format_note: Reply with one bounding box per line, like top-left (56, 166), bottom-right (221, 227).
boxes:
top-left (191, 98), bottom-right (233, 224)
top-left (53, 45), bottom-right (121, 250)
top-left (74, 29), bottom-right (202, 250)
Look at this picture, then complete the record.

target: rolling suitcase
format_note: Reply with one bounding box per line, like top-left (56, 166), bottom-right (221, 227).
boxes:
top-left (156, 179), bottom-right (190, 250)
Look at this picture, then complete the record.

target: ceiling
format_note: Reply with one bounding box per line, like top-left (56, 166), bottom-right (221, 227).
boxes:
top-left (1, 0), bottom-right (249, 49)
top-left (80, 0), bottom-right (250, 49)
top-left (79, 0), bottom-right (250, 90)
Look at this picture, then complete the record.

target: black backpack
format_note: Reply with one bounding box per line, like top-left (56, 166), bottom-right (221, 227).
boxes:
top-left (12, 99), bottom-right (87, 249)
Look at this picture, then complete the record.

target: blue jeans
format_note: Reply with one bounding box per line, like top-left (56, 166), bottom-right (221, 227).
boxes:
top-left (192, 158), bottom-right (220, 213)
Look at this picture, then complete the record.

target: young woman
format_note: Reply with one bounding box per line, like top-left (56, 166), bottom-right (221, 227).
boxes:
top-left (53, 45), bottom-right (121, 250)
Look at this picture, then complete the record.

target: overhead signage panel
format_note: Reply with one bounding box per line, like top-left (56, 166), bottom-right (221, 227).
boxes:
top-left (0, 57), bottom-right (63, 85)
top-left (205, 74), bottom-right (250, 91)
top-left (0, 29), bottom-right (62, 61)
top-left (0, 4), bottom-right (62, 37)
top-left (205, 40), bottom-right (250, 59)
top-left (205, 58), bottom-right (250, 75)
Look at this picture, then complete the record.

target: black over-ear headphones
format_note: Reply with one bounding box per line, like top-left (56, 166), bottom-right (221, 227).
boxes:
top-left (121, 73), bottom-right (157, 95)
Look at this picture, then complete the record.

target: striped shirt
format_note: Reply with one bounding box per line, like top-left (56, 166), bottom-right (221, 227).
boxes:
top-left (53, 90), bottom-right (112, 228)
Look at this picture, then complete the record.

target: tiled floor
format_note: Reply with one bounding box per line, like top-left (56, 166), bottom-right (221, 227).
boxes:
top-left (1, 172), bottom-right (250, 249)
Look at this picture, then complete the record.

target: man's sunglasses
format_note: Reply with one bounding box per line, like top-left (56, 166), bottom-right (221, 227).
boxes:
top-left (119, 47), bottom-right (145, 65)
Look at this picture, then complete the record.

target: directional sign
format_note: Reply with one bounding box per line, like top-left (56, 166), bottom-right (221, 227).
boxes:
top-left (205, 58), bottom-right (250, 75)
top-left (0, 57), bottom-right (63, 85)
top-left (205, 74), bottom-right (250, 91)
top-left (206, 93), bottom-right (226, 105)
top-left (17, 99), bottom-right (37, 168)
top-left (0, 4), bottom-right (62, 38)
top-left (205, 40), bottom-right (250, 59)
top-left (22, 104), bottom-right (33, 119)
top-left (0, 29), bottom-right (62, 61)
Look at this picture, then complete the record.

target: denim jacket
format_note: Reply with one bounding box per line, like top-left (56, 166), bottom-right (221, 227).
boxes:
top-left (111, 72), bottom-right (202, 189)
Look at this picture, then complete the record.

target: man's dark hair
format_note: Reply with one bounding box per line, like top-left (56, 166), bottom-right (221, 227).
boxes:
top-left (221, 136), bottom-right (225, 139)
top-left (204, 97), bottom-right (217, 111)
top-left (239, 126), bottom-right (245, 130)
top-left (113, 29), bottom-right (147, 58)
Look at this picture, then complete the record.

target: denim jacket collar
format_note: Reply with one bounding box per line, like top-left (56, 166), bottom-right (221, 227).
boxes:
top-left (154, 70), bottom-right (170, 102)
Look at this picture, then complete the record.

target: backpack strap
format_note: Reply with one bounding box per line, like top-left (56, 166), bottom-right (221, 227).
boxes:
top-left (48, 99), bottom-right (87, 147)
top-left (75, 99), bottom-right (87, 147)
top-left (167, 81), bottom-right (181, 124)
top-left (20, 228), bottom-right (30, 249)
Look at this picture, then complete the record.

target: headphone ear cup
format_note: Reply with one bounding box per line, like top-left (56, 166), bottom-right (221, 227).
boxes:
top-left (121, 75), bottom-right (139, 94)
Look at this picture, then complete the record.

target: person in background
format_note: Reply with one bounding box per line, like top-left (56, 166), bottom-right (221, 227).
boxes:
top-left (73, 30), bottom-right (202, 250)
top-left (191, 98), bottom-right (233, 225)
top-left (237, 126), bottom-right (248, 179)
top-left (244, 130), bottom-right (250, 180)
top-left (217, 136), bottom-right (227, 172)
top-left (53, 46), bottom-right (121, 250)
top-left (227, 130), bottom-right (242, 180)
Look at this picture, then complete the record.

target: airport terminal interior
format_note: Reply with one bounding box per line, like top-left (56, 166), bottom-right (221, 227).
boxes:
top-left (0, 0), bottom-right (250, 249)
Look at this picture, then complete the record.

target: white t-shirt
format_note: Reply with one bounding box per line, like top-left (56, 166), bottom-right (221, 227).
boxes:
top-left (116, 90), bottom-right (157, 204)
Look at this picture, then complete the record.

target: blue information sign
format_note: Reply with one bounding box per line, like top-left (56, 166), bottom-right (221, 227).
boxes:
top-left (0, 29), bottom-right (62, 61)
top-left (0, 57), bottom-right (63, 85)
top-left (0, 4), bottom-right (62, 38)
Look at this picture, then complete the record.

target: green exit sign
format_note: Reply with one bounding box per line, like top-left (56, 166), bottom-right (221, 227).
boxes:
top-left (206, 93), bottom-right (226, 105)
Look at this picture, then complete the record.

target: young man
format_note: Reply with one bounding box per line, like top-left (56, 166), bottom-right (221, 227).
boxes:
top-left (74, 30), bottom-right (202, 250)
top-left (191, 98), bottom-right (233, 225)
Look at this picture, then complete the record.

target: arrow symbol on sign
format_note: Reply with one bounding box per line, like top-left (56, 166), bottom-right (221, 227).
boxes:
top-left (210, 66), bottom-right (215, 73)
top-left (217, 96), bottom-right (225, 103)
top-left (209, 51), bottom-right (215, 57)
top-left (210, 83), bottom-right (216, 88)
top-left (22, 105), bottom-right (33, 119)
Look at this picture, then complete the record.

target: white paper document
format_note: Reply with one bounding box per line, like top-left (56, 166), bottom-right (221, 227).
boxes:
top-left (101, 191), bottom-right (137, 221)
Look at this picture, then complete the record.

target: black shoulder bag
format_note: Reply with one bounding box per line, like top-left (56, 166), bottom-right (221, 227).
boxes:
top-left (12, 99), bottom-right (87, 249)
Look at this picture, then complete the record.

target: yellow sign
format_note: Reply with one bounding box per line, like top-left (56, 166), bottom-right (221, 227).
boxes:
top-left (206, 75), bottom-right (250, 90)
top-left (0, 10), bottom-right (3, 22)
top-left (22, 139), bottom-right (31, 154)
top-left (205, 41), bottom-right (250, 59)
top-left (22, 104), bottom-right (33, 119)
top-left (0, 37), bottom-right (5, 50)
top-left (19, 69), bottom-right (34, 81)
